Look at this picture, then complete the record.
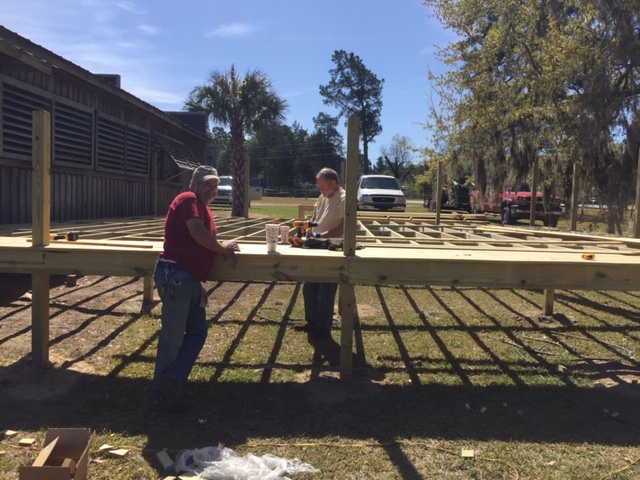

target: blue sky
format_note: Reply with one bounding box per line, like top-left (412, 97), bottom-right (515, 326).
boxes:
top-left (3, 0), bottom-right (455, 163)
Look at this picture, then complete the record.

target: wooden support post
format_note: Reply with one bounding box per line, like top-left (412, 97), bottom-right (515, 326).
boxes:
top-left (530, 156), bottom-right (539, 226)
top-left (32, 273), bottom-right (50, 365)
top-left (435, 160), bottom-right (442, 226)
top-left (543, 289), bottom-right (555, 316)
top-left (339, 115), bottom-right (360, 380)
top-left (143, 276), bottom-right (153, 304)
top-left (343, 116), bottom-right (359, 256)
top-left (31, 111), bottom-right (52, 367)
top-left (297, 204), bottom-right (315, 220)
top-left (339, 284), bottom-right (356, 380)
top-left (570, 162), bottom-right (579, 232)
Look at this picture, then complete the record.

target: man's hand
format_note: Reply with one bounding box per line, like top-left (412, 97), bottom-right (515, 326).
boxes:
top-left (222, 240), bottom-right (240, 252)
top-left (288, 236), bottom-right (305, 247)
top-left (221, 241), bottom-right (240, 269)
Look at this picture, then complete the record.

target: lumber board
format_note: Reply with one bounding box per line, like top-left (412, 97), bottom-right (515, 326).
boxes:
top-left (2, 237), bottom-right (639, 290)
top-left (348, 246), bottom-right (640, 290)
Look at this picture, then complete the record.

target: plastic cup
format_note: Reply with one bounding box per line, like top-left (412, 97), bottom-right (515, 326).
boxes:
top-left (265, 224), bottom-right (279, 253)
top-left (280, 225), bottom-right (290, 244)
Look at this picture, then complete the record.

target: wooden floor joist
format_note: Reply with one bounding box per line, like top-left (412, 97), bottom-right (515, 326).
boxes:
top-left (3, 115), bottom-right (640, 376)
top-left (2, 215), bottom-right (640, 372)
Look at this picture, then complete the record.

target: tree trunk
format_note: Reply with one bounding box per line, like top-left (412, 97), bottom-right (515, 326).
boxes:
top-left (362, 139), bottom-right (369, 174)
top-left (230, 125), bottom-right (246, 217)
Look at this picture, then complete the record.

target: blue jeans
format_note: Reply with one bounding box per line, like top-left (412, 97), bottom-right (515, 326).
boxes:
top-left (152, 262), bottom-right (208, 399)
top-left (303, 282), bottom-right (338, 338)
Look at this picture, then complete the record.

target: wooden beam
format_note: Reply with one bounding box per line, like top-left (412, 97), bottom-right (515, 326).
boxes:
top-left (346, 246), bottom-right (640, 290)
top-left (343, 115), bottom-right (359, 256)
top-left (3, 236), bottom-right (640, 290)
top-left (143, 276), bottom-right (154, 304)
top-left (31, 111), bottom-right (51, 367)
top-left (0, 39), bottom-right (53, 75)
top-left (340, 116), bottom-right (360, 379)
top-left (543, 289), bottom-right (555, 315)
top-left (32, 272), bottom-right (50, 366)
top-left (32, 111), bottom-right (51, 247)
top-left (297, 204), bottom-right (315, 220)
top-left (339, 283), bottom-right (356, 381)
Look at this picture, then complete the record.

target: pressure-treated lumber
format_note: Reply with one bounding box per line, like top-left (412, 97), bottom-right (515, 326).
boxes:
top-left (6, 113), bottom-right (640, 376)
top-left (339, 115), bottom-right (360, 378)
top-left (31, 111), bottom-right (51, 366)
top-left (3, 224), bottom-right (640, 375)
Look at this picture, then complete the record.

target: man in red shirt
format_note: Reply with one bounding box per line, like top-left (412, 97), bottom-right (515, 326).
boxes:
top-left (152, 165), bottom-right (240, 412)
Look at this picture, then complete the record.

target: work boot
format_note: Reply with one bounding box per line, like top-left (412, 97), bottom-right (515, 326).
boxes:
top-left (160, 376), bottom-right (193, 413)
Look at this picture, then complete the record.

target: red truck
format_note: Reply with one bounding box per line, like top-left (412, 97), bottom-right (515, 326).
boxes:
top-left (470, 184), bottom-right (562, 227)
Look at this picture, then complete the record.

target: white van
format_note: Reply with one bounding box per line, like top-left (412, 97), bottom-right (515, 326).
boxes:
top-left (249, 178), bottom-right (263, 201)
top-left (213, 176), bottom-right (263, 205)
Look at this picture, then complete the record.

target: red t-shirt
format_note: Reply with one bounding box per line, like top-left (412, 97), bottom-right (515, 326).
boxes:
top-left (160, 191), bottom-right (217, 282)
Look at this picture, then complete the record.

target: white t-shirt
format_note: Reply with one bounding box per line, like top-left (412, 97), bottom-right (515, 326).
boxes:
top-left (312, 187), bottom-right (345, 237)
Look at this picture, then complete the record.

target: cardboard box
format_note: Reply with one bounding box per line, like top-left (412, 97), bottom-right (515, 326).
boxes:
top-left (20, 428), bottom-right (92, 480)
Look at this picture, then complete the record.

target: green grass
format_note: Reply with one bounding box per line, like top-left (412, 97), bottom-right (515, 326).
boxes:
top-left (1, 275), bottom-right (639, 479)
top-left (248, 196), bottom-right (625, 237)
top-left (1, 207), bottom-right (639, 479)
top-left (247, 196), bottom-right (427, 221)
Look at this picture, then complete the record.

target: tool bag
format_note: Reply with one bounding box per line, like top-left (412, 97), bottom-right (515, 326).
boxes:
top-left (301, 237), bottom-right (330, 249)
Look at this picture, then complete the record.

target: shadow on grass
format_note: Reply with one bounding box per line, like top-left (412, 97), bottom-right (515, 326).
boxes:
top-left (0, 279), bottom-right (639, 477)
top-left (1, 366), bottom-right (638, 474)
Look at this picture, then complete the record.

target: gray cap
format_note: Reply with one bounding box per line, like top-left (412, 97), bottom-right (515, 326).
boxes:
top-left (191, 165), bottom-right (219, 184)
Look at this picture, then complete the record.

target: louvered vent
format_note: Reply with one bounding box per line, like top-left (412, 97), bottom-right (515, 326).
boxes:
top-left (126, 127), bottom-right (149, 174)
top-left (2, 83), bottom-right (51, 157)
top-left (54, 102), bottom-right (93, 166)
top-left (97, 115), bottom-right (125, 171)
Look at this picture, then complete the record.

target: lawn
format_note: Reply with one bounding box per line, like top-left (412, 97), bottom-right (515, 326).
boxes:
top-left (248, 195), bottom-right (628, 236)
top-left (0, 199), bottom-right (639, 479)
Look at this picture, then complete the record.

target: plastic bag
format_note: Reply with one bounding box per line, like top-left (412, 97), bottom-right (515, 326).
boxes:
top-left (174, 446), bottom-right (319, 480)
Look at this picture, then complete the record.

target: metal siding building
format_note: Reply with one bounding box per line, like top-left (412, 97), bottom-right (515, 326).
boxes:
top-left (0, 26), bottom-right (209, 224)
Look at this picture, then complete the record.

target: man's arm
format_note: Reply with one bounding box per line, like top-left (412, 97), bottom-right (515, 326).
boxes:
top-left (321, 219), bottom-right (344, 238)
top-left (186, 217), bottom-right (239, 266)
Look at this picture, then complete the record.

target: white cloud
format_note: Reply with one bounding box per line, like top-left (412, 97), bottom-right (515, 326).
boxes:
top-left (137, 24), bottom-right (160, 35)
top-left (206, 23), bottom-right (254, 38)
top-left (129, 86), bottom-right (186, 108)
top-left (116, 1), bottom-right (141, 13)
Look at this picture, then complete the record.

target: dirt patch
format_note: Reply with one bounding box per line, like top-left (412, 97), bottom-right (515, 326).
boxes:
top-left (298, 371), bottom-right (385, 405)
top-left (575, 360), bottom-right (640, 397)
top-left (0, 274), bottom-right (150, 366)
top-left (521, 310), bottom-right (578, 327)
top-left (0, 353), bottom-right (95, 400)
top-left (2, 273), bottom-right (640, 479)
top-left (355, 303), bottom-right (380, 318)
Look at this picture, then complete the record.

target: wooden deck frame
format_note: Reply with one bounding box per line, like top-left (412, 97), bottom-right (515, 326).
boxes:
top-left (2, 114), bottom-right (640, 378)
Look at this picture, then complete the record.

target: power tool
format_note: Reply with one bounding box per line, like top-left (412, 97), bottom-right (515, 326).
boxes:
top-left (50, 231), bottom-right (80, 241)
top-left (291, 220), bottom-right (318, 237)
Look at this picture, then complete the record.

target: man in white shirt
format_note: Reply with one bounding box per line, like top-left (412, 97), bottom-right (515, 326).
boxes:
top-left (301, 167), bottom-right (345, 342)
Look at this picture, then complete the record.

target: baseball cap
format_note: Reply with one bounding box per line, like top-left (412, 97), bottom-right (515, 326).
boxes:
top-left (191, 165), bottom-right (219, 184)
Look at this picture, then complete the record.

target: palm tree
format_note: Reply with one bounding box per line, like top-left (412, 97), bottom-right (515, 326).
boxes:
top-left (185, 65), bottom-right (288, 216)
